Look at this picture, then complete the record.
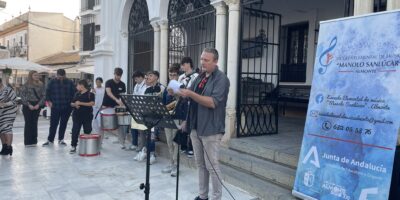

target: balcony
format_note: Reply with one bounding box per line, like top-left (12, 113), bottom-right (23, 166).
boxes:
top-left (8, 45), bottom-right (28, 58)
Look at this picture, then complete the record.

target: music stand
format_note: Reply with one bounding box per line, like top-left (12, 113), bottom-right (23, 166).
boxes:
top-left (121, 94), bottom-right (177, 200)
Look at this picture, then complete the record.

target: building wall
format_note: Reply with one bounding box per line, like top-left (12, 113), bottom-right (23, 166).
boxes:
top-left (27, 12), bottom-right (78, 61)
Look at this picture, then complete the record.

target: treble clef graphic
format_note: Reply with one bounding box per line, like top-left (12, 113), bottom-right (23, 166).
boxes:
top-left (318, 36), bottom-right (337, 74)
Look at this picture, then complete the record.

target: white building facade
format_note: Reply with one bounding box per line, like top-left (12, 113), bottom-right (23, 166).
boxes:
top-left (90, 0), bottom-right (400, 139)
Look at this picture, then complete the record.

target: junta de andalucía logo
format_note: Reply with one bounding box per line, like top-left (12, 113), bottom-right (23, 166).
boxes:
top-left (318, 36), bottom-right (337, 74)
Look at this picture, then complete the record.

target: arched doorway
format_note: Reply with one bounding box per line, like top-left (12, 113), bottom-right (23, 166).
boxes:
top-left (128, 0), bottom-right (153, 90)
top-left (168, 0), bottom-right (216, 69)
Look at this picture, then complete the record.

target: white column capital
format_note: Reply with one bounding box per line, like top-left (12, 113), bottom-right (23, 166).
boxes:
top-left (225, 0), bottom-right (240, 9)
top-left (158, 20), bottom-right (169, 30)
top-left (150, 21), bottom-right (160, 32)
top-left (211, 1), bottom-right (227, 15)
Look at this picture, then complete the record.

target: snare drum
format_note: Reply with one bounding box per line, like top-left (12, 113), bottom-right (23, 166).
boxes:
top-left (115, 106), bottom-right (131, 126)
top-left (100, 108), bottom-right (118, 130)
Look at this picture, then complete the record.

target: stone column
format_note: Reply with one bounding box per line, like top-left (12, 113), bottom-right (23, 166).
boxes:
top-left (387, 0), bottom-right (400, 10)
top-left (151, 21), bottom-right (161, 72)
top-left (211, 0), bottom-right (228, 72)
top-left (158, 20), bottom-right (169, 86)
top-left (354, 0), bottom-right (374, 15)
top-left (223, 0), bottom-right (240, 143)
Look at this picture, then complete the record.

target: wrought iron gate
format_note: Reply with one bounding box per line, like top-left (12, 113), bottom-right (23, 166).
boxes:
top-left (128, 0), bottom-right (154, 91)
top-left (168, 0), bottom-right (215, 69)
top-left (237, 1), bottom-right (281, 137)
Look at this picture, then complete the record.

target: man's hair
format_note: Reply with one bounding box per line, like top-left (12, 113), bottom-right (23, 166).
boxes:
top-left (180, 57), bottom-right (194, 69)
top-left (132, 71), bottom-right (144, 78)
top-left (203, 47), bottom-right (219, 61)
top-left (147, 70), bottom-right (160, 78)
top-left (169, 63), bottom-right (180, 74)
top-left (57, 69), bottom-right (66, 76)
top-left (114, 67), bottom-right (123, 76)
top-left (95, 77), bottom-right (103, 83)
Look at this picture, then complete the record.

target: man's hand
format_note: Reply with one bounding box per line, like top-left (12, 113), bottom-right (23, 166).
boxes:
top-left (28, 104), bottom-right (35, 110)
top-left (47, 101), bottom-right (53, 108)
top-left (116, 99), bottom-right (124, 106)
top-left (179, 89), bottom-right (193, 98)
top-left (33, 104), bottom-right (40, 110)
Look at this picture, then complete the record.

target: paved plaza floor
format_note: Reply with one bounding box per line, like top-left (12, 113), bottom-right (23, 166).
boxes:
top-left (0, 114), bottom-right (255, 200)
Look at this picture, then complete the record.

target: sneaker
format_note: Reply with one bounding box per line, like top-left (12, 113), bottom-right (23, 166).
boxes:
top-left (170, 165), bottom-right (177, 177)
top-left (58, 140), bottom-right (67, 146)
top-left (133, 151), bottom-right (142, 161)
top-left (120, 144), bottom-right (126, 149)
top-left (129, 145), bottom-right (137, 151)
top-left (149, 154), bottom-right (156, 165)
top-left (42, 141), bottom-right (53, 146)
top-left (25, 144), bottom-right (37, 147)
top-left (162, 165), bottom-right (173, 173)
top-left (138, 151), bottom-right (147, 162)
top-left (187, 150), bottom-right (194, 158)
top-left (69, 147), bottom-right (76, 154)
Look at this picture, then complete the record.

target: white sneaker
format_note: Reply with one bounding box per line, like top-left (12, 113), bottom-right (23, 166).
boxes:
top-left (134, 152), bottom-right (141, 161)
top-left (171, 165), bottom-right (177, 177)
top-left (120, 144), bottom-right (126, 149)
top-left (149, 154), bottom-right (156, 165)
top-left (162, 165), bottom-right (172, 173)
top-left (136, 148), bottom-right (146, 162)
top-left (129, 145), bottom-right (137, 151)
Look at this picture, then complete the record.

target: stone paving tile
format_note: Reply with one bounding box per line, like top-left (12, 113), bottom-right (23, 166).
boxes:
top-left (0, 115), bottom-right (255, 200)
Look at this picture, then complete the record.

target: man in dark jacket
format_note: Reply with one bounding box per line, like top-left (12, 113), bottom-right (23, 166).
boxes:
top-left (43, 69), bottom-right (76, 146)
top-left (180, 48), bottom-right (230, 200)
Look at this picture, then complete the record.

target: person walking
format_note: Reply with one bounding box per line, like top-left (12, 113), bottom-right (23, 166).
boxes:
top-left (179, 48), bottom-right (230, 200)
top-left (0, 77), bottom-right (18, 156)
top-left (43, 69), bottom-right (76, 146)
top-left (69, 80), bottom-right (95, 153)
top-left (20, 70), bottom-right (45, 146)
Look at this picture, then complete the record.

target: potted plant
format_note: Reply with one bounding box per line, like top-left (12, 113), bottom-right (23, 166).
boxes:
top-left (2, 67), bottom-right (12, 76)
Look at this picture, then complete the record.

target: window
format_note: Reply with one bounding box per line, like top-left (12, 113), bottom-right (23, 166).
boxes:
top-left (20, 36), bottom-right (23, 47)
top-left (374, 0), bottom-right (387, 12)
top-left (281, 22), bottom-right (309, 82)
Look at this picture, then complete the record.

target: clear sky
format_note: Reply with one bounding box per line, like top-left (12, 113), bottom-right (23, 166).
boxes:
top-left (0, 0), bottom-right (80, 23)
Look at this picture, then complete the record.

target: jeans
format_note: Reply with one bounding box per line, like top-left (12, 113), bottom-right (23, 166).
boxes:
top-left (48, 107), bottom-right (72, 142)
top-left (190, 130), bottom-right (223, 200)
top-left (131, 129), bottom-right (138, 146)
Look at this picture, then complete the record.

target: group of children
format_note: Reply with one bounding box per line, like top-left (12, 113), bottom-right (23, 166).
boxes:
top-left (68, 57), bottom-right (198, 177)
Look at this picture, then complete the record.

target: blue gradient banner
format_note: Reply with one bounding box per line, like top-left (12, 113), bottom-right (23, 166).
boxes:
top-left (293, 11), bottom-right (400, 200)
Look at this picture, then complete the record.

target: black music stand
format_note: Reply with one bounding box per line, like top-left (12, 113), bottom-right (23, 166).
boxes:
top-left (121, 94), bottom-right (177, 200)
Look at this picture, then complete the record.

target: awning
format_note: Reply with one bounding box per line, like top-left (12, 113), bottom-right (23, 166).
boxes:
top-left (0, 57), bottom-right (51, 72)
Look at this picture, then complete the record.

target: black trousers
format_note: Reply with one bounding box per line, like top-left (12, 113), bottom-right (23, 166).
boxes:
top-left (48, 107), bottom-right (72, 142)
top-left (71, 113), bottom-right (93, 147)
top-left (22, 106), bottom-right (40, 145)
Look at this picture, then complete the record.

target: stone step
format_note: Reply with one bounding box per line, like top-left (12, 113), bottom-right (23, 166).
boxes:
top-left (228, 138), bottom-right (299, 169)
top-left (219, 147), bottom-right (296, 190)
top-left (221, 164), bottom-right (297, 200)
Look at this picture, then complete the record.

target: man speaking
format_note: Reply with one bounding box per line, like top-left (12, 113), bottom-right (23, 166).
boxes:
top-left (179, 48), bottom-right (230, 200)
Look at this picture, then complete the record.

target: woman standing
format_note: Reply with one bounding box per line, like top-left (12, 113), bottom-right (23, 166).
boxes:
top-left (0, 77), bottom-right (18, 156)
top-left (20, 70), bottom-right (45, 146)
